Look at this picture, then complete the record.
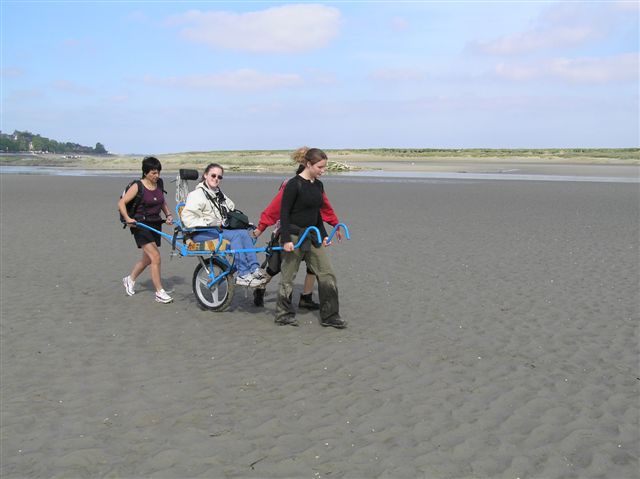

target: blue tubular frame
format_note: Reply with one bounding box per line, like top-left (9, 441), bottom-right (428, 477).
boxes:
top-left (129, 202), bottom-right (351, 293)
top-left (131, 221), bottom-right (351, 257)
top-left (130, 204), bottom-right (351, 291)
top-left (132, 221), bottom-right (350, 291)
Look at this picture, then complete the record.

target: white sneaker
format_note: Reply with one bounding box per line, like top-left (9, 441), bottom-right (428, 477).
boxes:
top-left (155, 289), bottom-right (173, 303)
top-left (236, 273), bottom-right (266, 287)
top-left (122, 276), bottom-right (135, 296)
top-left (236, 273), bottom-right (255, 286)
top-left (251, 268), bottom-right (269, 282)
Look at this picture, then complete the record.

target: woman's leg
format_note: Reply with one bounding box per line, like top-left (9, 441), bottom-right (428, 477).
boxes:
top-left (275, 239), bottom-right (304, 325)
top-left (306, 246), bottom-right (342, 326)
top-left (298, 270), bottom-right (320, 310)
top-left (141, 242), bottom-right (164, 292)
top-left (302, 272), bottom-right (316, 295)
top-left (191, 230), bottom-right (223, 243)
top-left (221, 229), bottom-right (259, 276)
top-left (130, 250), bottom-right (152, 282)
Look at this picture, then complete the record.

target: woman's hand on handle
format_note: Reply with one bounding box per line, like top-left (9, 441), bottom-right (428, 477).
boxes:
top-left (283, 241), bottom-right (295, 252)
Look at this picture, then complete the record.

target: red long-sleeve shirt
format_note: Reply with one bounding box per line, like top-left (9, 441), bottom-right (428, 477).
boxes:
top-left (256, 179), bottom-right (339, 233)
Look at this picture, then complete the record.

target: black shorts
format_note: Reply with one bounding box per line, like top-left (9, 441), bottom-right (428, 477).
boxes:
top-left (132, 222), bottom-right (162, 248)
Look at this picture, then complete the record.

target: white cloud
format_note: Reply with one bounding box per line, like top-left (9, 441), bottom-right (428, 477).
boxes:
top-left (145, 69), bottom-right (303, 91)
top-left (549, 53), bottom-right (639, 83)
top-left (474, 25), bottom-right (599, 55)
top-left (470, 3), bottom-right (609, 55)
top-left (369, 67), bottom-right (426, 82)
top-left (494, 63), bottom-right (539, 81)
top-left (168, 4), bottom-right (341, 53)
top-left (495, 53), bottom-right (639, 84)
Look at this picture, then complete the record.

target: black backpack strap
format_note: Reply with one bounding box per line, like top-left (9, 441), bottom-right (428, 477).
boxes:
top-left (158, 177), bottom-right (167, 195)
top-left (202, 188), bottom-right (227, 219)
top-left (127, 180), bottom-right (146, 221)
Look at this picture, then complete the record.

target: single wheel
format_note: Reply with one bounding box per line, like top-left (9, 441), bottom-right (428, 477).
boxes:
top-left (192, 258), bottom-right (235, 312)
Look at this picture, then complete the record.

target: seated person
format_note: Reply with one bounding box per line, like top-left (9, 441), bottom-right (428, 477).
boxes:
top-left (181, 163), bottom-right (267, 287)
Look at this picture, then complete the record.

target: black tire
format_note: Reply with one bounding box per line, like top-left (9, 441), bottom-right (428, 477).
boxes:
top-left (192, 258), bottom-right (235, 312)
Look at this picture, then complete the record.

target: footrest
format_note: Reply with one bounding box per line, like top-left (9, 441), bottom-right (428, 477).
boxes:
top-left (187, 238), bottom-right (231, 252)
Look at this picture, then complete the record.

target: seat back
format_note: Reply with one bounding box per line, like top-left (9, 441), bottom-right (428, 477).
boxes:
top-left (175, 202), bottom-right (187, 229)
top-left (175, 202), bottom-right (229, 251)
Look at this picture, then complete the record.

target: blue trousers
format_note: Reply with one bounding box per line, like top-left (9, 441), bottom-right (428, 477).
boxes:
top-left (192, 229), bottom-right (260, 276)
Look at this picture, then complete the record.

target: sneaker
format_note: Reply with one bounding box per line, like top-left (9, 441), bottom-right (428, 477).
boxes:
top-left (275, 316), bottom-right (299, 326)
top-left (253, 287), bottom-right (266, 307)
top-left (122, 276), bottom-right (135, 296)
top-left (320, 316), bottom-right (347, 329)
top-left (236, 272), bottom-right (267, 287)
top-left (251, 268), bottom-right (269, 282)
top-left (155, 289), bottom-right (173, 303)
top-left (298, 293), bottom-right (320, 311)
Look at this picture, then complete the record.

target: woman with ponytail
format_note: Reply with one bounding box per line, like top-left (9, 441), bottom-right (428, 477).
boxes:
top-left (252, 150), bottom-right (342, 309)
top-left (274, 147), bottom-right (346, 329)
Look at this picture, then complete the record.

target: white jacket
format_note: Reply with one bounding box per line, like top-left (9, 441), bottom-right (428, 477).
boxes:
top-left (181, 182), bottom-right (236, 228)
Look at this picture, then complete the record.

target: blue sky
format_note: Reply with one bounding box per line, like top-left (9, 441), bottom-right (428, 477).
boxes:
top-left (1, 1), bottom-right (638, 154)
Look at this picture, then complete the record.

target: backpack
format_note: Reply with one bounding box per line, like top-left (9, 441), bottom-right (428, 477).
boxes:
top-left (119, 178), bottom-right (165, 228)
top-left (201, 187), bottom-right (253, 230)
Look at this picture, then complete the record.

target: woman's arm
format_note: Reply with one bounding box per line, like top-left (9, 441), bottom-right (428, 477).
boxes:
top-left (256, 189), bottom-right (283, 234)
top-left (320, 192), bottom-right (339, 226)
top-left (161, 201), bottom-right (173, 225)
top-left (320, 191), bottom-right (343, 242)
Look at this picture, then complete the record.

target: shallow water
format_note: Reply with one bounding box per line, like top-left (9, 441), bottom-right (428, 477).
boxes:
top-left (1, 164), bottom-right (638, 183)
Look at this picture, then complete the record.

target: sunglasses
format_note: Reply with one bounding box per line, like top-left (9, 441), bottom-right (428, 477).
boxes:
top-left (209, 174), bottom-right (223, 180)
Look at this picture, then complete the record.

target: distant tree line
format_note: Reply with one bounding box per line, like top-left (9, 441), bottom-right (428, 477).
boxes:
top-left (0, 130), bottom-right (107, 154)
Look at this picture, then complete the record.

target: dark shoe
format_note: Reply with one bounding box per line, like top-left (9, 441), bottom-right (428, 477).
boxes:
top-left (321, 317), bottom-right (347, 329)
top-left (253, 288), bottom-right (265, 307)
top-left (275, 316), bottom-right (299, 327)
top-left (298, 293), bottom-right (320, 311)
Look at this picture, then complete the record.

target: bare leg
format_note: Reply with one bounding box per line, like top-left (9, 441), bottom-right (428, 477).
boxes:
top-left (130, 250), bottom-right (152, 282)
top-left (298, 271), bottom-right (320, 310)
top-left (141, 243), bottom-right (164, 292)
top-left (302, 272), bottom-right (316, 295)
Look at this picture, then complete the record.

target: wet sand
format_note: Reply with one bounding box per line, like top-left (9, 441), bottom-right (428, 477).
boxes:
top-left (1, 172), bottom-right (638, 478)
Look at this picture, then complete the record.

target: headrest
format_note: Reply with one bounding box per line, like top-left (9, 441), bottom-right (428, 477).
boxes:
top-left (179, 169), bottom-right (199, 181)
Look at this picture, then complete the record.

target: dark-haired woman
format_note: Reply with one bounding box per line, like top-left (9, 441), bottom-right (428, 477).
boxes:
top-left (275, 147), bottom-right (346, 329)
top-left (118, 156), bottom-right (174, 303)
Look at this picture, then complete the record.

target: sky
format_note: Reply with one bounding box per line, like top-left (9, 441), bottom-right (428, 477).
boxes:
top-left (1, 1), bottom-right (638, 154)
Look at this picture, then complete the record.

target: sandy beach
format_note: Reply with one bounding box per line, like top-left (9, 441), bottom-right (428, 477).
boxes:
top-left (1, 170), bottom-right (638, 478)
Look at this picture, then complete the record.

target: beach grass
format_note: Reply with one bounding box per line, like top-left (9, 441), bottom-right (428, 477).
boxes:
top-left (1, 147), bottom-right (638, 171)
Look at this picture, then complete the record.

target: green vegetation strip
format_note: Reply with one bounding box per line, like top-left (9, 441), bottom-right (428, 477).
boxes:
top-left (1, 148), bottom-right (638, 171)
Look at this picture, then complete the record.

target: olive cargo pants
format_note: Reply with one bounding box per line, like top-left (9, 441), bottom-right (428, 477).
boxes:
top-left (275, 235), bottom-right (340, 323)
